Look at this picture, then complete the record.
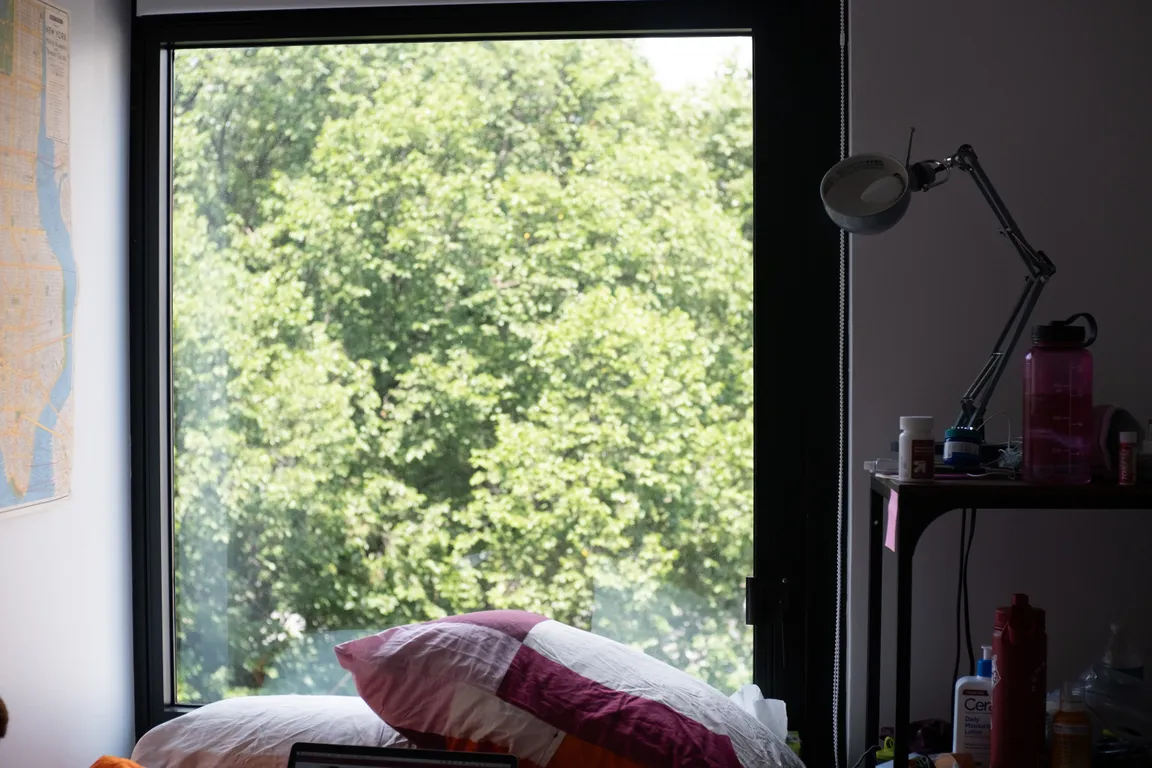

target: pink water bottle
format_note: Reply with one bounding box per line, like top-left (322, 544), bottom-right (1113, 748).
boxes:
top-left (1023, 313), bottom-right (1096, 484)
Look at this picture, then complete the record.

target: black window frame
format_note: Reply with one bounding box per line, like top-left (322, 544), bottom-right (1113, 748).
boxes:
top-left (129, 1), bottom-right (846, 763)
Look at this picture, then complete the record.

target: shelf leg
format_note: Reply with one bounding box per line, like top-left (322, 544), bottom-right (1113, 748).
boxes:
top-left (893, 517), bottom-right (914, 766)
top-left (865, 488), bottom-right (883, 768)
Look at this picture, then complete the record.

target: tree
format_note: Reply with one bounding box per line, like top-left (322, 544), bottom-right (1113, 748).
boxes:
top-left (171, 38), bottom-right (754, 702)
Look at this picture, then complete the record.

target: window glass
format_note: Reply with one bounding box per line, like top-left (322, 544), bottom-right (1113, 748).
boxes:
top-left (171, 37), bottom-right (753, 703)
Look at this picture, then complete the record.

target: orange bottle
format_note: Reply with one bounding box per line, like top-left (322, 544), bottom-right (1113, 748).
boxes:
top-left (1051, 683), bottom-right (1092, 768)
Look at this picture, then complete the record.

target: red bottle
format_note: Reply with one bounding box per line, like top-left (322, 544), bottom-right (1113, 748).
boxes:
top-left (991, 594), bottom-right (1047, 768)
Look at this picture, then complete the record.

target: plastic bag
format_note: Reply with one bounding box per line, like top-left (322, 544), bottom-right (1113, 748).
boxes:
top-left (730, 684), bottom-right (789, 742)
top-left (1080, 662), bottom-right (1152, 745)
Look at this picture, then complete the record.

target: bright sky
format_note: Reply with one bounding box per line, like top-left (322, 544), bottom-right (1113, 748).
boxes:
top-left (636, 36), bottom-right (753, 91)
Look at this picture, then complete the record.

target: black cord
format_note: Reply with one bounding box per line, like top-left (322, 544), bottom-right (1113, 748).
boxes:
top-left (850, 744), bottom-right (880, 768)
top-left (951, 508), bottom-right (967, 718)
top-left (963, 509), bottom-right (978, 675)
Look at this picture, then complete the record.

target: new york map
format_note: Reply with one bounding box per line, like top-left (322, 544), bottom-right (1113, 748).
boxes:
top-left (0, 0), bottom-right (73, 515)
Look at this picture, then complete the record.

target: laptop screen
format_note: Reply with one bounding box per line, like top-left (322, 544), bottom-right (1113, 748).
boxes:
top-left (291, 745), bottom-right (516, 768)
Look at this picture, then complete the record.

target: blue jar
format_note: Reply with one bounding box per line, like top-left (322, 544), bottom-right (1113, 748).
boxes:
top-left (944, 427), bottom-right (982, 469)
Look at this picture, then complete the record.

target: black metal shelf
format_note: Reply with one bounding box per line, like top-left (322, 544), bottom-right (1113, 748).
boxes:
top-left (865, 474), bottom-right (1152, 767)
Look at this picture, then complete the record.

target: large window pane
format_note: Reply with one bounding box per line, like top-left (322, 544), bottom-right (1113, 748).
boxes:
top-left (171, 37), bottom-right (754, 704)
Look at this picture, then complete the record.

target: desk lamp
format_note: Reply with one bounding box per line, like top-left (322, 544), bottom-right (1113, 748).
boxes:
top-left (820, 140), bottom-right (1056, 449)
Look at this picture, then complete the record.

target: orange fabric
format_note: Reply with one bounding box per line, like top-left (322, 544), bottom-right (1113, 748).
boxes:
top-left (441, 735), bottom-right (514, 755)
top-left (90, 757), bottom-right (146, 768)
top-left (439, 736), bottom-right (543, 768)
top-left (438, 733), bottom-right (647, 768)
top-left (548, 734), bottom-right (648, 768)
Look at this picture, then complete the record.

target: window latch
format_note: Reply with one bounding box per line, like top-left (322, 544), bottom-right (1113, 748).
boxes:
top-left (746, 575), bottom-right (791, 625)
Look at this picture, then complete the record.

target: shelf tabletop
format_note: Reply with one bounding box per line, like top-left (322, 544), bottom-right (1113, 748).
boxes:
top-left (871, 474), bottom-right (1152, 510)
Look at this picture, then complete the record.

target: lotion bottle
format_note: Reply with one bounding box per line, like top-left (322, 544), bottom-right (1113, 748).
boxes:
top-left (952, 645), bottom-right (993, 767)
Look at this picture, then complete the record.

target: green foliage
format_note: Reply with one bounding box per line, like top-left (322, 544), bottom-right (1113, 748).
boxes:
top-left (171, 39), bottom-right (754, 702)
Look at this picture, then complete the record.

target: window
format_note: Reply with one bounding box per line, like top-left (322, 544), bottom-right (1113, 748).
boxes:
top-left (172, 34), bottom-right (755, 703)
top-left (132, 2), bottom-right (843, 764)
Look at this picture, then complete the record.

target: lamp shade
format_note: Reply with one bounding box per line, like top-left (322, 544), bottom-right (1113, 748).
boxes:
top-left (819, 153), bottom-right (911, 235)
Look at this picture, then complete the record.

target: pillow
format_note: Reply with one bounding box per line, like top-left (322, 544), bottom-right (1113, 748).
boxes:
top-left (130, 694), bottom-right (407, 768)
top-left (336, 611), bottom-right (802, 768)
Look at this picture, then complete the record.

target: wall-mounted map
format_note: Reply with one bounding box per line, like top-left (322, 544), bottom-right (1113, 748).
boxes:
top-left (0, 0), bottom-right (74, 516)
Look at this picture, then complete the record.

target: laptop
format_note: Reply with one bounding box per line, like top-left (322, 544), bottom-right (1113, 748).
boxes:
top-left (288, 742), bottom-right (518, 768)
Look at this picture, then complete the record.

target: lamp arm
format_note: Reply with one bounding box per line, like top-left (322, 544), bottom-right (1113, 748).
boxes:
top-left (913, 144), bottom-right (1057, 431)
top-left (947, 145), bottom-right (1055, 280)
top-left (956, 275), bottom-right (1046, 430)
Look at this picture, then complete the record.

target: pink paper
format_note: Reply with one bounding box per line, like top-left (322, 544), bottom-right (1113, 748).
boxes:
top-left (885, 491), bottom-right (899, 552)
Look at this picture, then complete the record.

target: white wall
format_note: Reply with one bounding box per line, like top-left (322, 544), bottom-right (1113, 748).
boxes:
top-left (0, 0), bottom-right (133, 763)
top-left (848, 0), bottom-right (1152, 757)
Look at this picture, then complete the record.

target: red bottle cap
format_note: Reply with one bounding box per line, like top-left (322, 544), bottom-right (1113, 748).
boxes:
top-left (995, 593), bottom-right (1046, 631)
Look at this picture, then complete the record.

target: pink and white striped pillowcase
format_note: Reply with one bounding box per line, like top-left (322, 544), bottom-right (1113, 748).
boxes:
top-left (335, 610), bottom-right (801, 768)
